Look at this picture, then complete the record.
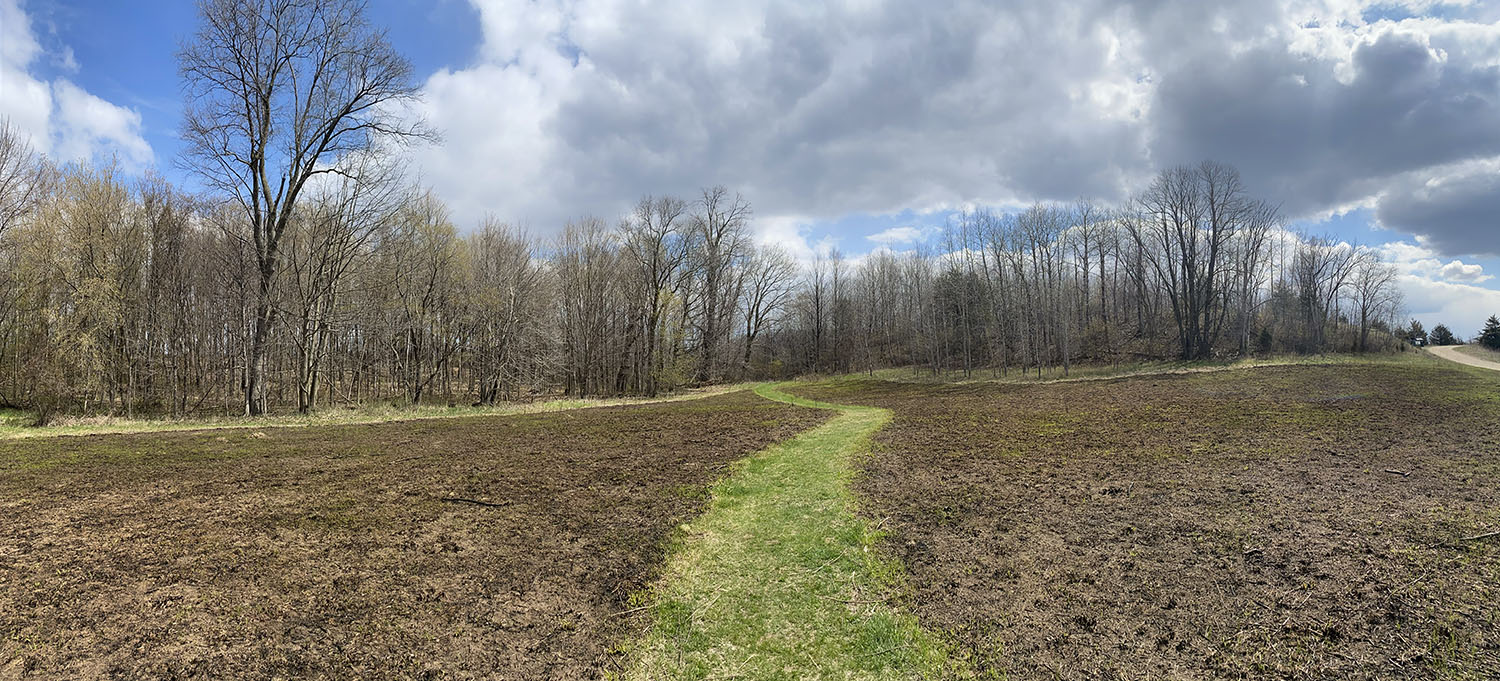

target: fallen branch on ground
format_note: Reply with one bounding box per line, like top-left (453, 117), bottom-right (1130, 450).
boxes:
top-left (1383, 469), bottom-right (1411, 477)
top-left (440, 497), bottom-right (508, 508)
top-left (607, 603), bottom-right (654, 617)
top-left (816, 593), bottom-right (893, 604)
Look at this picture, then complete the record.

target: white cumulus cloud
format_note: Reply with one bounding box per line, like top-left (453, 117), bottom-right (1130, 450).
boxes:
top-left (0, 0), bottom-right (152, 169)
top-left (1378, 240), bottom-right (1493, 284)
top-left (867, 226), bottom-right (930, 245)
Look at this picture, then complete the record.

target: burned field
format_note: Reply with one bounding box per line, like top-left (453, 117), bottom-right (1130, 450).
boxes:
top-left (795, 359), bottom-right (1500, 679)
top-left (0, 391), bottom-right (826, 680)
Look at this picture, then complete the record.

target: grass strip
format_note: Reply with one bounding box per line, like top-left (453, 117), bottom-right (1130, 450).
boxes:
top-left (0, 383), bottom-right (753, 440)
top-left (621, 383), bottom-right (949, 680)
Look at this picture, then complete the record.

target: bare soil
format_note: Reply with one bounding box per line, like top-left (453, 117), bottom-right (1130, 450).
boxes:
top-left (0, 391), bottom-right (827, 680)
top-left (793, 359), bottom-right (1500, 679)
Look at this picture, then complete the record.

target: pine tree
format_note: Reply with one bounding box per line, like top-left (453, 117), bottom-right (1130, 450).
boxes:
top-left (1404, 319), bottom-right (1427, 346)
top-left (1478, 315), bottom-right (1500, 350)
top-left (1430, 323), bottom-right (1458, 346)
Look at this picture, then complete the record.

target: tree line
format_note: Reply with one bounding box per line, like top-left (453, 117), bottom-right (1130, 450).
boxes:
top-left (1410, 317), bottom-right (1500, 349)
top-left (0, 127), bottom-right (1407, 420)
top-left (0, 0), bottom-right (1408, 422)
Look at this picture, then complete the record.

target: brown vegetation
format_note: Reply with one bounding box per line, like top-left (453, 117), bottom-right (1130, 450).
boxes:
top-left (0, 391), bottom-right (827, 679)
top-left (793, 357), bottom-right (1500, 678)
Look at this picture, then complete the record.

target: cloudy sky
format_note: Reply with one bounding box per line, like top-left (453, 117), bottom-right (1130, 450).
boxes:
top-left (2, 0), bottom-right (1498, 334)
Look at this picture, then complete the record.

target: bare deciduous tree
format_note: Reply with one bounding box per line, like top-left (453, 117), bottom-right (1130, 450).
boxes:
top-left (469, 219), bottom-right (552, 403)
top-left (621, 195), bottom-right (689, 395)
top-left (1351, 249), bottom-right (1401, 352)
top-left (1126, 162), bottom-right (1272, 359)
top-left (285, 153), bottom-right (404, 412)
top-left (179, 0), bottom-right (431, 414)
top-left (739, 244), bottom-right (797, 372)
top-left (0, 120), bottom-right (49, 239)
top-left (690, 186), bottom-right (751, 383)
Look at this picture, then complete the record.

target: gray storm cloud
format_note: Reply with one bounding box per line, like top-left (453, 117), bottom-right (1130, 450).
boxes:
top-left (407, 0), bottom-right (1500, 263)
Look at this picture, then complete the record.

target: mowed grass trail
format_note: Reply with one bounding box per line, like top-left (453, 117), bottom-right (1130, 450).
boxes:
top-left (623, 383), bottom-right (948, 680)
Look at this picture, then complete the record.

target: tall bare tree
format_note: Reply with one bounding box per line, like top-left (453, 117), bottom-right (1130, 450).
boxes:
top-left (382, 191), bottom-right (466, 405)
top-left (738, 244), bottom-right (797, 373)
top-left (285, 154), bottom-right (403, 412)
top-left (1126, 162), bottom-right (1272, 359)
top-left (0, 119), bottom-right (52, 407)
top-left (1292, 236), bottom-right (1359, 351)
top-left (1351, 249), bottom-right (1401, 352)
top-left (690, 186), bottom-right (751, 382)
top-left (469, 219), bottom-right (552, 403)
top-left (556, 218), bottom-right (622, 396)
top-left (621, 195), bottom-right (689, 395)
top-left (179, 0), bottom-right (430, 414)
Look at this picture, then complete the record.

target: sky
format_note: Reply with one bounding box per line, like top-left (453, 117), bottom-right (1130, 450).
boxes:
top-left (2, 0), bottom-right (1499, 336)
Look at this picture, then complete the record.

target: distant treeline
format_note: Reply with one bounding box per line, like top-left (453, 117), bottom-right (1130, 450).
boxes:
top-left (0, 122), bottom-right (1404, 420)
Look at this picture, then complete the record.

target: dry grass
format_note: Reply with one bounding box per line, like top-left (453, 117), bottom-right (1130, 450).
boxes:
top-left (852, 351), bottom-right (1410, 386)
top-left (1454, 343), bottom-right (1500, 364)
top-left (0, 383), bottom-right (751, 440)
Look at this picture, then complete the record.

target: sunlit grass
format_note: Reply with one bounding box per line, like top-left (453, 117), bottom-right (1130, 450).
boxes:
top-left (850, 350), bottom-right (1425, 386)
top-left (0, 383), bottom-right (753, 440)
top-left (622, 383), bottom-right (951, 680)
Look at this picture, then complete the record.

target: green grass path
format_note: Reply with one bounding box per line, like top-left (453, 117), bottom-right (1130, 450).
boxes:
top-left (622, 383), bottom-right (949, 680)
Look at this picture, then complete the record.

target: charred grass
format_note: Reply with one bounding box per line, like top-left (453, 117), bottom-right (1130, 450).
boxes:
top-left (791, 355), bottom-right (1500, 679)
top-left (0, 391), bottom-right (828, 680)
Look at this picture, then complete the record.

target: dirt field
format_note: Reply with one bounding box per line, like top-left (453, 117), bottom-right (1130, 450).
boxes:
top-left (0, 391), bottom-right (826, 680)
top-left (793, 358), bottom-right (1500, 679)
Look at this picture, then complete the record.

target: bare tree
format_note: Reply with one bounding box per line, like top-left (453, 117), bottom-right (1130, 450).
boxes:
top-left (1292, 235), bottom-right (1359, 351)
top-left (690, 186), bottom-right (751, 383)
top-left (0, 119), bottom-right (52, 407)
top-left (556, 218), bottom-right (622, 396)
top-left (620, 195), bottom-right (689, 395)
top-left (179, 0), bottom-right (431, 414)
top-left (805, 249), bottom-right (830, 371)
top-left (1228, 201), bottom-right (1276, 354)
top-left (0, 119), bottom-right (49, 239)
top-left (1127, 162), bottom-right (1269, 359)
top-left (382, 191), bottom-right (465, 404)
top-left (739, 244), bottom-right (797, 374)
top-left (1351, 249), bottom-right (1400, 352)
top-left (285, 154), bottom-right (404, 412)
top-left (469, 219), bottom-right (552, 403)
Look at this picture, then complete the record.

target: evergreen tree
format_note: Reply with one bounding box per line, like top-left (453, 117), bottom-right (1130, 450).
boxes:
top-left (1430, 323), bottom-right (1458, 346)
top-left (1478, 315), bottom-right (1500, 350)
top-left (1403, 319), bottom-right (1427, 346)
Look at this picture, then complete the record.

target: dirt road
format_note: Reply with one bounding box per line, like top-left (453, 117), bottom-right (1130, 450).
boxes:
top-left (1428, 344), bottom-right (1500, 372)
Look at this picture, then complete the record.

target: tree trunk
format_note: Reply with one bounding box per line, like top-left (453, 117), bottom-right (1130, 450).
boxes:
top-left (246, 287), bottom-right (274, 416)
